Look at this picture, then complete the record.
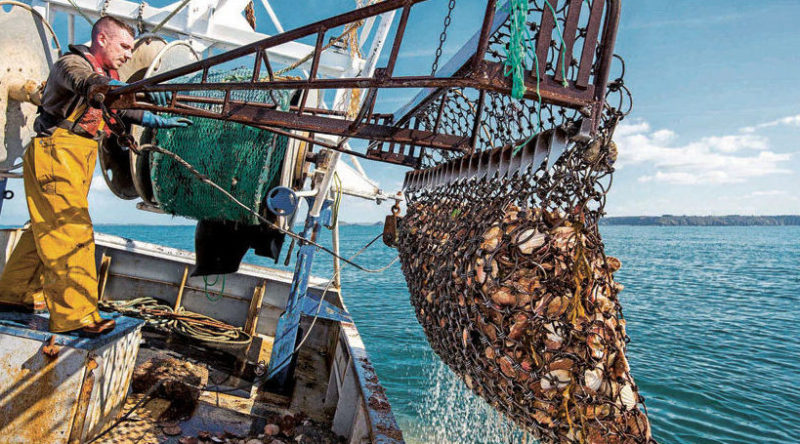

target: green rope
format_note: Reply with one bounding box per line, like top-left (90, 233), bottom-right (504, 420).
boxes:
top-left (203, 275), bottom-right (225, 302)
top-left (503, 0), bottom-right (530, 100)
top-left (505, 0), bottom-right (542, 155)
top-left (505, 0), bottom-right (576, 156)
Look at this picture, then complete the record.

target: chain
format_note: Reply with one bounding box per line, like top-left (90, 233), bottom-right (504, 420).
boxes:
top-left (431, 0), bottom-right (457, 76)
top-left (100, 0), bottom-right (110, 17)
top-left (136, 0), bottom-right (147, 34)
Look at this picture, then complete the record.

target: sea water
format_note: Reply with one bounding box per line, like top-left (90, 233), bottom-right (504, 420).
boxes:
top-left (96, 224), bottom-right (799, 443)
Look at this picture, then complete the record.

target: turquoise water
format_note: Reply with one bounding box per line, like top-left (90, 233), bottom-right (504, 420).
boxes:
top-left (97, 224), bottom-right (800, 443)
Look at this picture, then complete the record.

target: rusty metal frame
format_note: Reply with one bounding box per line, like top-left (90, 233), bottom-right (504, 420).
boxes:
top-left (107, 0), bottom-right (621, 167)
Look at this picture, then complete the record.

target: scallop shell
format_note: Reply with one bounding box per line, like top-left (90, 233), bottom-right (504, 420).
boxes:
top-left (481, 225), bottom-right (502, 251)
top-left (606, 256), bottom-right (622, 273)
top-left (584, 366), bottom-right (604, 393)
top-left (541, 369), bottom-right (571, 391)
top-left (490, 287), bottom-right (516, 306)
top-left (619, 383), bottom-right (637, 410)
top-left (515, 228), bottom-right (546, 254)
top-left (544, 323), bottom-right (563, 345)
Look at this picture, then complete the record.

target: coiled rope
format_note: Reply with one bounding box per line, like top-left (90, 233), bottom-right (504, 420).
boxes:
top-left (99, 297), bottom-right (252, 346)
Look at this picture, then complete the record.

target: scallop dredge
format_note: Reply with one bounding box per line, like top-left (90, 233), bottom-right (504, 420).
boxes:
top-left (397, 137), bottom-right (654, 442)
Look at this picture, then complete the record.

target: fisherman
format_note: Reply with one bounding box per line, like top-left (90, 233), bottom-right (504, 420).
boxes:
top-left (0, 16), bottom-right (192, 334)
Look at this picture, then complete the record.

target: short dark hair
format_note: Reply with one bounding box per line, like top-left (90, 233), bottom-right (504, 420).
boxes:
top-left (91, 16), bottom-right (135, 42)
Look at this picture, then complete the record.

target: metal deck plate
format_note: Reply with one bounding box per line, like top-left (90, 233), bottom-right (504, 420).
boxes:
top-left (0, 311), bottom-right (144, 351)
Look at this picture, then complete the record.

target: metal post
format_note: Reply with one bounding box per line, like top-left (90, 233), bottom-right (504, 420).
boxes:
top-left (259, 0), bottom-right (285, 33)
top-left (267, 198), bottom-right (332, 388)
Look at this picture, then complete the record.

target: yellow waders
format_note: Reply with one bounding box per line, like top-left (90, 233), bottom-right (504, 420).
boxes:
top-left (0, 106), bottom-right (103, 332)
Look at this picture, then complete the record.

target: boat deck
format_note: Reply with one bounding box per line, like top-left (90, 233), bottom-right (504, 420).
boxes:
top-left (0, 229), bottom-right (405, 444)
top-left (95, 326), bottom-right (342, 444)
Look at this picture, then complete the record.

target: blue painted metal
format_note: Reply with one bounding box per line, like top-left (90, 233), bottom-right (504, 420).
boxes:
top-left (0, 178), bottom-right (8, 216)
top-left (267, 198), bottom-right (334, 385)
top-left (266, 186), bottom-right (299, 216)
top-left (298, 294), bottom-right (351, 323)
top-left (0, 311), bottom-right (144, 351)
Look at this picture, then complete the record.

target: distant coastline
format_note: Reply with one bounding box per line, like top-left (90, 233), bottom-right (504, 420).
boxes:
top-left (600, 215), bottom-right (800, 226)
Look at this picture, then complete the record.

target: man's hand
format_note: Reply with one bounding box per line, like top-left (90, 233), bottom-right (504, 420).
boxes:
top-left (108, 79), bottom-right (172, 107)
top-left (147, 90), bottom-right (172, 107)
top-left (141, 111), bottom-right (193, 129)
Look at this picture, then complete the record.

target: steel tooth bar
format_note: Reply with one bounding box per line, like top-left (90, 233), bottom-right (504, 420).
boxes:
top-left (546, 128), bottom-right (570, 171)
top-left (499, 145), bottom-right (512, 179)
top-left (403, 128), bottom-right (575, 192)
top-left (508, 141), bottom-right (522, 176)
top-left (532, 131), bottom-right (550, 171)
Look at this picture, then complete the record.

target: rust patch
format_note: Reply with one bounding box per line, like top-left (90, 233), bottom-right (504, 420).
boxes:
top-left (377, 424), bottom-right (404, 441)
top-left (367, 393), bottom-right (391, 412)
top-left (42, 336), bottom-right (60, 357)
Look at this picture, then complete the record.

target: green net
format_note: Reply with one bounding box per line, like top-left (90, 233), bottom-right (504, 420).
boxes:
top-left (150, 67), bottom-right (292, 224)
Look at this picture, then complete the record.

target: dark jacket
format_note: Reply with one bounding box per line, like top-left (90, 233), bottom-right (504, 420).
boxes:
top-left (34, 45), bottom-right (144, 138)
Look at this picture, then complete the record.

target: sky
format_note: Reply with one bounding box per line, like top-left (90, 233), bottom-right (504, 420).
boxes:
top-left (3, 0), bottom-right (799, 225)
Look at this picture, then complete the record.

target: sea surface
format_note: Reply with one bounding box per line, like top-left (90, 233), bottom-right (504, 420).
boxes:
top-left (95, 224), bottom-right (799, 443)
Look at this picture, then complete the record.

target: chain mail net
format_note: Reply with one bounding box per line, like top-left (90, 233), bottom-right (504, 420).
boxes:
top-left (394, 1), bottom-right (647, 439)
top-left (397, 137), bottom-right (654, 442)
top-left (150, 67), bottom-right (292, 224)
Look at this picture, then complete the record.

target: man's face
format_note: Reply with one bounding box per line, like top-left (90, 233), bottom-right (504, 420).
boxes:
top-left (95, 27), bottom-right (133, 70)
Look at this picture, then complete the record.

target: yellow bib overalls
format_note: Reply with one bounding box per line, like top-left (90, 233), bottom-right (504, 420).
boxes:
top-left (0, 104), bottom-right (104, 332)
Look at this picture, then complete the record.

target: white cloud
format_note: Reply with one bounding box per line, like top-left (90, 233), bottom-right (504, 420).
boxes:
top-left (615, 120), bottom-right (793, 185)
top-left (741, 113), bottom-right (800, 133)
top-left (746, 190), bottom-right (789, 198)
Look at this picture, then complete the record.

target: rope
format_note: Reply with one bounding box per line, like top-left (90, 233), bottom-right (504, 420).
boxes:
top-left (266, 229), bottom-right (396, 374)
top-left (505, 0), bottom-right (541, 155)
top-left (505, 0), bottom-right (575, 156)
top-left (203, 274), bottom-right (225, 302)
top-left (65, 0), bottom-right (93, 26)
top-left (150, 0), bottom-right (191, 33)
top-left (139, 144), bottom-right (399, 274)
top-left (99, 297), bottom-right (252, 346)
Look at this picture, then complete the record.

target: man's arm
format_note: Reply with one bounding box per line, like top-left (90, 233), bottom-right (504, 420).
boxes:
top-left (118, 109), bottom-right (145, 125)
top-left (50, 54), bottom-right (109, 99)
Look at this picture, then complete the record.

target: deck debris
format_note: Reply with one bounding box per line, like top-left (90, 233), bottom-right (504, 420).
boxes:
top-left (132, 355), bottom-right (209, 420)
